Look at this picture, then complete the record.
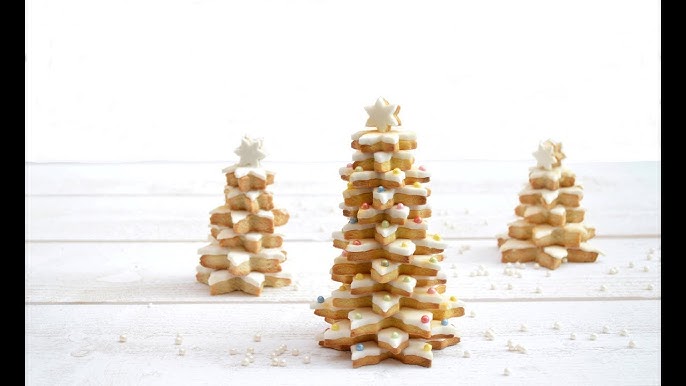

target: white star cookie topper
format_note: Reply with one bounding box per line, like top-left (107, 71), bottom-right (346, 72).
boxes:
top-left (365, 97), bottom-right (401, 132)
top-left (234, 135), bottom-right (266, 167)
top-left (532, 141), bottom-right (556, 170)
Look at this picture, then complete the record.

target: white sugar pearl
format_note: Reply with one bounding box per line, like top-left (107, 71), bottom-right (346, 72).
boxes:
top-left (534, 287), bottom-right (542, 294)
top-left (562, 257), bottom-right (568, 263)
top-left (570, 333), bottom-right (576, 340)
top-left (646, 284), bottom-right (654, 290)
top-left (175, 336), bottom-right (183, 345)
top-left (291, 283), bottom-right (299, 291)
top-left (602, 325), bottom-right (610, 334)
top-left (178, 348), bottom-right (186, 356)
top-left (508, 344), bottom-right (517, 352)
top-left (291, 349), bottom-right (299, 356)
top-left (533, 263), bottom-right (540, 269)
top-left (507, 339), bottom-right (513, 347)
top-left (504, 368), bottom-right (511, 376)
top-left (253, 333), bottom-right (262, 342)
top-left (553, 321), bottom-right (561, 330)
top-left (628, 340), bottom-right (636, 348)
top-left (628, 261), bottom-right (635, 268)
top-left (270, 351), bottom-right (279, 358)
top-left (507, 283), bottom-right (513, 290)
top-left (515, 271), bottom-right (522, 278)
top-left (271, 358), bottom-right (279, 366)
top-left (609, 267), bottom-right (619, 275)
top-left (545, 271), bottom-right (551, 277)
top-left (470, 310), bottom-right (477, 318)
top-left (241, 358), bottom-right (250, 366)
top-left (520, 324), bottom-right (528, 332)
top-left (620, 329), bottom-right (629, 336)
top-left (278, 358), bottom-right (287, 367)
top-left (643, 266), bottom-right (650, 272)
top-left (590, 333), bottom-right (598, 341)
top-left (515, 262), bottom-right (522, 269)
top-left (246, 354), bottom-right (255, 363)
top-left (506, 262), bottom-right (513, 268)
top-left (463, 350), bottom-right (471, 358)
top-left (600, 284), bottom-right (608, 292)
top-left (515, 344), bottom-right (526, 354)
top-left (246, 347), bottom-right (255, 354)
top-left (118, 334), bottom-right (127, 343)
top-left (302, 354), bottom-right (311, 364)
top-left (229, 348), bottom-right (239, 355)
top-left (646, 253), bottom-right (654, 260)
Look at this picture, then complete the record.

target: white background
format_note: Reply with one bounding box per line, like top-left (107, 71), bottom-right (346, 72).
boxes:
top-left (25, 0), bottom-right (660, 163)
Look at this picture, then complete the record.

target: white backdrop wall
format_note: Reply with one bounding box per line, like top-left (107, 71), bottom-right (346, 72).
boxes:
top-left (25, 0), bottom-right (660, 163)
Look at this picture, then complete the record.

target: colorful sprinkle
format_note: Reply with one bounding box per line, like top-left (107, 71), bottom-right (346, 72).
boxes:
top-left (403, 276), bottom-right (411, 283)
top-left (355, 166), bottom-right (363, 172)
top-left (355, 344), bottom-right (364, 351)
top-left (392, 168), bottom-right (401, 175)
top-left (331, 324), bottom-right (339, 331)
top-left (349, 217), bottom-right (358, 224)
top-left (432, 234), bottom-right (442, 241)
top-left (441, 319), bottom-right (449, 326)
top-left (401, 242), bottom-right (408, 248)
top-left (449, 296), bottom-right (457, 302)
top-left (377, 186), bottom-right (385, 193)
top-left (354, 312), bottom-right (362, 319)
top-left (341, 250), bottom-right (348, 256)
top-left (338, 285), bottom-right (347, 291)
top-left (413, 217), bottom-right (422, 224)
top-left (395, 203), bottom-right (404, 209)
top-left (347, 182), bottom-right (353, 189)
top-left (413, 182), bottom-right (421, 187)
top-left (427, 287), bottom-right (436, 294)
top-left (354, 273), bottom-right (364, 280)
top-left (381, 220), bottom-right (390, 228)
top-left (421, 315), bottom-right (430, 323)
top-left (419, 166), bottom-right (426, 171)
top-left (391, 331), bottom-right (400, 339)
top-left (423, 343), bottom-right (432, 351)
top-left (429, 256), bottom-right (437, 263)
top-left (361, 203), bottom-right (370, 209)
top-left (352, 240), bottom-right (361, 245)
top-left (381, 259), bottom-right (389, 267)
top-left (383, 294), bottom-right (391, 301)
top-left (346, 163), bottom-right (352, 168)
top-left (317, 296), bottom-right (325, 303)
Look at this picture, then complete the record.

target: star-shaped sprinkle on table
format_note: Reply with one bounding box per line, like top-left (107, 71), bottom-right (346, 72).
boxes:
top-left (234, 136), bottom-right (266, 167)
top-left (365, 97), bottom-right (401, 132)
top-left (532, 141), bottom-right (556, 170)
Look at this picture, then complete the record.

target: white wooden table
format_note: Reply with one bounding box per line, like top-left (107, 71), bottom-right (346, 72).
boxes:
top-left (25, 160), bottom-right (661, 385)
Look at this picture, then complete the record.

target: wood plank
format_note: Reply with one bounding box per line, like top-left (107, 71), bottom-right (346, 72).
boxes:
top-left (25, 300), bottom-right (661, 385)
top-left (25, 238), bottom-right (661, 304)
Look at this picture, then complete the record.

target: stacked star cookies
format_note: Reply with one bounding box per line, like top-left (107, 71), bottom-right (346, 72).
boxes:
top-left (497, 140), bottom-right (602, 270)
top-left (195, 136), bottom-right (291, 295)
top-left (311, 97), bottom-right (464, 368)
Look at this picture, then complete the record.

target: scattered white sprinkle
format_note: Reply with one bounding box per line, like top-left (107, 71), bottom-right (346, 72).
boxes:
top-left (600, 284), bottom-right (608, 292)
top-left (291, 283), bottom-right (299, 291)
top-left (628, 340), bottom-right (637, 348)
top-left (520, 324), bottom-right (528, 332)
top-left (515, 344), bottom-right (527, 354)
top-left (118, 334), bottom-right (127, 343)
top-left (270, 351), bottom-right (279, 358)
top-left (278, 358), bottom-right (287, 367)
top-left (302, 354), bottom-right (311, 364)
top-left (484, 328), bottom-right (495, 340)
top-left (490, 283), bottom-right (496, 290)
top-left (506, 262), bottom-right (513, 268)
top-left (246, 354), bottom-right (255, 363)
top-left (246, 347), bottom-right (255, 354)
top-left (534, 287), bottom-right (542, 294)
top-left (570, 333), bottom-right (576, 340)
top-left (291, 349), bottom-right (299, 356)
top-left (545, 271), bottom-right (551, 277)
top-left (620, 329), bottom-right (629, 336)
top-left (646, 253), bottom-right (654, 261)
top-left (504, 367), bottom-right (511, 376)
top-left (241, 358), bottom-right (250, 366)
top-left (507, 283), bottom-right (513, 290)
top-left (562, 257), bottom-right (568, 263)
top-left (507, 339), bottom-right (513, 347)
top-left (608, 267), bottom-right (619, 275)
top-left (602, 325), bottom-right (610, 334)
top-left (515, 271), bottom-right (522, 278)
top-left (175, 336), bottom-right (183, 345)
top-left (590, 333), bottom-right (598, 341)
top-left (253, 333), bottom-right (262, 342)
top-left (515, 262), bottom-right (522, 269)
top-left (229, 348), bottom-right (239, 355)
top-left (178, 348), bottom-right (186, 356)
top-left (553, 321), bottom-right (561, 330)
top-left (469, 310), bottom-right (477, 318)
top-left (628, 261), bottom-right (635, 268)
top-left (463, 350), bottom-right (471, 358)
top-left (271, 358), bottom-right (279, 366)
top-left (646, 284), bottom-right (654, 290)
top-left (533, 263), bottom-right (540, 269)
top-left (643, 266), bottom-right (650, 272)
top-left (504, 268), bottom-right (513, 276)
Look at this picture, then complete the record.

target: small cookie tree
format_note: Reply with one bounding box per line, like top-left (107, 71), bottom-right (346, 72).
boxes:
top-left (195, 136), bottom-right (291, 295)
top-left (497, 140), bottom-right (602, 269)
top-left (311, 97), bottom-right (464, 368)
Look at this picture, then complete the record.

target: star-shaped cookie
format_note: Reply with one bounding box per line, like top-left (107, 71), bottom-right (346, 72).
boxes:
top-left (365, 97), bottom-right (401, 132)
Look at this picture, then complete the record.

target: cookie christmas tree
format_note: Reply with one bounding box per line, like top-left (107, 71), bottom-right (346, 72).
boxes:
top-left (311, 97), bottom-right (464, 368)
top-left (195, 136), bottom-right (291, 295)
top-left (497, 140), bottom-right (602, 270)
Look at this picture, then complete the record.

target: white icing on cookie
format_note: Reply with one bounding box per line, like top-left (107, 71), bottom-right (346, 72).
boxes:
top-left (376, 224), bottom-right (398, 238)
top-left (364, 97), bottom-right (401, 132)
top-left (373, 188), bottom-right (395, 204)
top-left (377, 327), bottom-right (408, 349)
top-left (411, 287), bottom-right (443, 304)
top-left (348, 308), bottom-right (383, 330)
top-left (197, 243), bottom-right (229, 256)
top-left (392, 309), bottom-right (432, 331)
top-left (346, 239), bottom-right (381, 252)
top-left (404, 167), bottom-right (431, 179)
top-left (352, 152), bottom-right (374, 161)
top-left (396, 185), bottom-right (428, 197)
top-left (350, 340), bottom-right (382, 360)
top-left (210, 205), bottom-right (232, 214)
top-left (371, 259), bottom-right (400, 276)
top-left (386, 204), bottom-right (411, 220)
top-left (372, 292), bottom-right (401, 312)
top-left (532, 141), bottom-right (556, 170)
top-left (430, 320), bottom-right (458, 336)
top-left (324, 320), bottom-right (351, 340)
top-left (388, 275), bottom-right (417, 293)
top-left (373, 152), bottom-right (393, 163)
top-left (385, 239), bottom-right (416, 256)
top-left (413, 235), bottom-right (447, 250)
top-left (342, 187), bottom-right (372, 199)
top-left (543, 246), bottom-right (568, 259)
top-left (351, 274), bottom-right (377, 290)
top-left (196, 264), bottom-right (214, 275)
top-left (350, 170), bottom-right (379, 183)
top-left (208, 270), bottom-right (265, 287)
top-left (579, 242), bottom-right (603, 254)
top-left (402, 339), bottom-right (433, 360)
top-left (343, 222), bottom-right (375, 232)
top-left (383, 170), bottom-right (406, 185)
top-left (499, 238), bottom-right (536, 251)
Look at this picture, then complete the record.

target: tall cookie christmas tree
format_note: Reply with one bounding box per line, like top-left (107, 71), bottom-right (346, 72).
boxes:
top-left (195, 136), bottom-right (291, 295)
top-left (497, 140), bottom-right (602, 270)
top-left (311, 97), bottom-right (464, 368)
